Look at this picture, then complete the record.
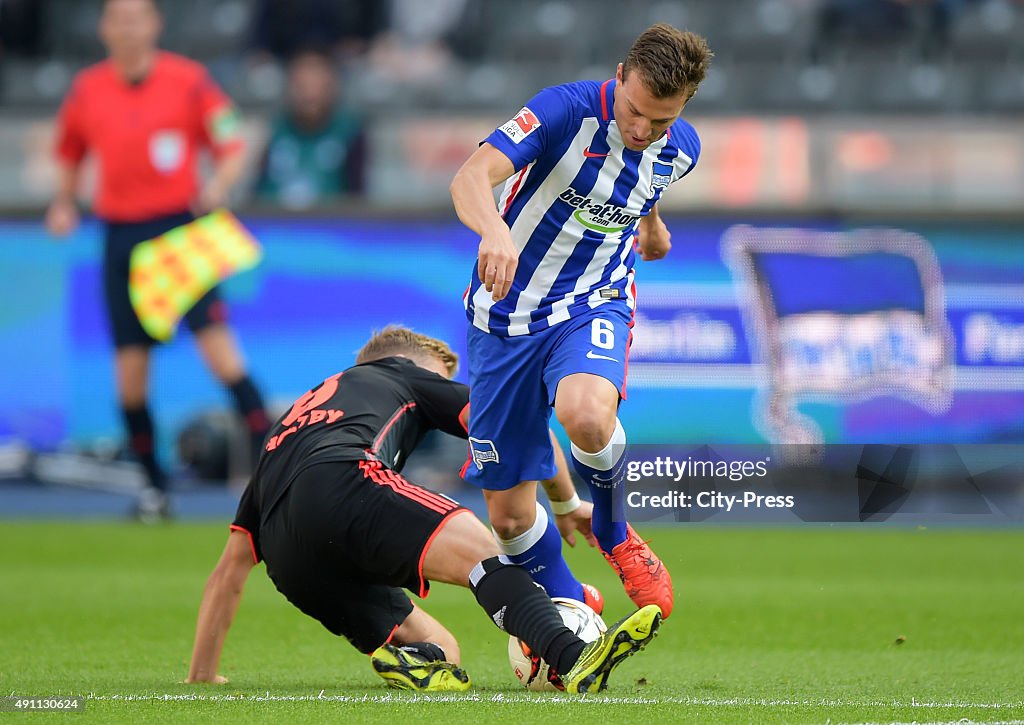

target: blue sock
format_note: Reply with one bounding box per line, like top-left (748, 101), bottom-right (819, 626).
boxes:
top-left (497, 502), bottom-right (584, 601)
top-left (570, 419), bottom-right (628, 552)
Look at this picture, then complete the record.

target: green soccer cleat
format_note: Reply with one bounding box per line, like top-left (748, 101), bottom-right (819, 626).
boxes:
top-left (560, 604), bottom-right (663, 694)
top-left (370, 643), bottom-right (471, 692)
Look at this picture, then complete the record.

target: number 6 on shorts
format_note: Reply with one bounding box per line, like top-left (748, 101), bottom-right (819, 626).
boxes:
top-left (591, 319), bottom-right (615, 349)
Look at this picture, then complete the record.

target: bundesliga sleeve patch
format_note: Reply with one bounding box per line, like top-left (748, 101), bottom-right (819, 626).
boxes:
top-left (209, 106), bottom-right (241, 145)
top-left (499, 107), bottom-right (541, 144)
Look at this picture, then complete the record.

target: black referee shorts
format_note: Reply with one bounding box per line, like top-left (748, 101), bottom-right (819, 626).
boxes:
top-left (103, 210), bottom-right (227, 348)
top-left (260, 460), bottom-right (468, 654)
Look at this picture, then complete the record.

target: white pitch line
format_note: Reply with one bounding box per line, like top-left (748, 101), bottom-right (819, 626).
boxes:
top-left (843, 721), bottom-right (1024, 725)
top-left (69, 693), bottom-right (1024, 709)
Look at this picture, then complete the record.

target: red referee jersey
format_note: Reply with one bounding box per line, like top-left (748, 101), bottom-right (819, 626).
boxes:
top-left (55, 51), bottom-right (244, 223)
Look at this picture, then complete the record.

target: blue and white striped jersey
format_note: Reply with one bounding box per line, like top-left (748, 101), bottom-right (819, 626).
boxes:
top-left (465, 78), bottom-right (701, 337)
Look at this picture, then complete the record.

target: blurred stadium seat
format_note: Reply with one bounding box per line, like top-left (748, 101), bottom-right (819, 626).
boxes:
top-left (170, 0), bottom-right (253, 60)
top-left (982, 62), bottom-right (1024, 109)
top-left (2, 0), bottom-right (1023, 114)
top-left (716, 0), bottom-right (812, 64)
top-left (44, 0), bottom-right (104, 62)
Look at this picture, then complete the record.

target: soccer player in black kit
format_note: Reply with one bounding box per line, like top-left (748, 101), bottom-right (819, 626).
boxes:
top-left (186, 327), bottom-right (662, 692)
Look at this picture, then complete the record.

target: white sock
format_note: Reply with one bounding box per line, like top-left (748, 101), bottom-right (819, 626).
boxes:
top-left (494, 502), bottom-right (548, 555)
top-left (570, 418), bottom-right (626, 471)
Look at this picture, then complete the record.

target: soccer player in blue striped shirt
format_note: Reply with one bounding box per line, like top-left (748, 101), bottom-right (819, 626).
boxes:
top-left (450, 24), bottom-right (713, 618)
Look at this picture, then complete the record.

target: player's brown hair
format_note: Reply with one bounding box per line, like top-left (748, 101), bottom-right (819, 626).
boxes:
top-left (356, 326), bottom-right (459, 377)
top-left (622, 23), bottom-right (713, 100)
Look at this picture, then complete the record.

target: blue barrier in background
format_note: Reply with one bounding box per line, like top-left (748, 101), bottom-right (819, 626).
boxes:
top-left (2, 215), bottom-right (1022, 461)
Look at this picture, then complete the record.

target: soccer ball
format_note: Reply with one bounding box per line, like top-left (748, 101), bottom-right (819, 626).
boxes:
top-left (507, 597), bottom-right (607, 691)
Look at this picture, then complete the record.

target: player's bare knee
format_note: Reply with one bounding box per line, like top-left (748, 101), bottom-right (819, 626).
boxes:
top-left (484, 487), bottom-right (539, 540)
top-left (554, 374), bottom-right (619, 450)
top-left (489, 510), bottom-right (536, 540)
top-left (560, 407), bottom-right (616, 453)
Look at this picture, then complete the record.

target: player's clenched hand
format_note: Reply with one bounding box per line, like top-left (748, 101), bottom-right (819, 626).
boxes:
top-left (555, 500), bottom-right (597, 548)
top-left (637, 213), bottom-right (671, 261)
top-left (45, 199), bottom-right (79, 238)
top-left (477, 231), bottom-right (518, 302)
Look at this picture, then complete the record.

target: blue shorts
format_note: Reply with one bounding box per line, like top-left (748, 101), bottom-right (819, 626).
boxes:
top-left (462, 304), bottom-right (633, 490)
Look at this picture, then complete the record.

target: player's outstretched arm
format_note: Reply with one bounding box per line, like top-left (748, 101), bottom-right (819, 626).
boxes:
top-left (185, 530), bottom-right (255, 684)
top-left (450, 143), bottom-right (519, 301)
top-left (542, 431), bottom-right (596, 548)
top-left (391, 602), bottom-right (461, 665)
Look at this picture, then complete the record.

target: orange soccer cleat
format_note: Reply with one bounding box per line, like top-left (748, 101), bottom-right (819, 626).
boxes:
top-left (601, 525), bottom-right (673, 618)
top-left (581, 582), bottom-right (605, 616)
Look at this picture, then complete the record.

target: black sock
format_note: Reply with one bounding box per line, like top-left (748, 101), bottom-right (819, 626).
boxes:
top-left (122, 405), bottom-right (166, 491)
top-left (226, 376), bottom-right (271, 458)
top-left (470, 557), bottom-right (586, 675)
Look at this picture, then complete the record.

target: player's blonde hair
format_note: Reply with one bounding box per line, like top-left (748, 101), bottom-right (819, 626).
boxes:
top-left (623, 23), bottom-right (713, 101)
top-left (356, 326), bottom-right (459, 377)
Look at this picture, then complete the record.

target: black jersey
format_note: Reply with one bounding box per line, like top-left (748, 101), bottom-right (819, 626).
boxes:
top-left (233, 356), bottom-right (469, 550)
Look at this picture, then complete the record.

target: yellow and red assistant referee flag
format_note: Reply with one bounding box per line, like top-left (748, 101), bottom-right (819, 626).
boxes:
top-left (128, 210), bottom-right (261, 342)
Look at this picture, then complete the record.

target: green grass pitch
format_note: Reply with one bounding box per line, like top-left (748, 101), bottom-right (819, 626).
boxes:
top-left (2, 522), bottom-right (1022, 724)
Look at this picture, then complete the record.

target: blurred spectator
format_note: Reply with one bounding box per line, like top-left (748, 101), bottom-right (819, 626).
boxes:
top-left (366, 0), bottom-right (485, 85)
top-left (808, 0), bottom-right (970, 62)
top-left (249, 0), bottom-right (387, 63)
top-left (0, 0), bottom-right (46, 57)
top-left (809, 0), bottom-right (913, 62)
top-left (253, 48), bottom-right (366, 209)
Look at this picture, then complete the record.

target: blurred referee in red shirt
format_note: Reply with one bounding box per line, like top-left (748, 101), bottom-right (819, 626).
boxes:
top-left (45, 0), bottom-right (270, 521)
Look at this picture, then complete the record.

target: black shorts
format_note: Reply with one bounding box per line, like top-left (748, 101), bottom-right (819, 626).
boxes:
top-left (259, 460), bottom-right (468, 653)
top-left (103, 211), bottom-right (227, 348)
